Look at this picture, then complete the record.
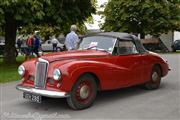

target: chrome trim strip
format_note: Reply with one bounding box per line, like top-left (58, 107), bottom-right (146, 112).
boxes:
top-left (34, 58), bottom-right (49, 89)
top-left (16, 85), bottom-right (69, 98)
top-left (111, 38), bottom-right (118, 54)
top-left (38, 58), bottom-right (49, 64)
top-left (34, 62), bottom-right (47, 89)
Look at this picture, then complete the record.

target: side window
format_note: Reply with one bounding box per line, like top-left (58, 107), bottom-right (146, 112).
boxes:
top-left (113, 40), bottom-right (138, 55)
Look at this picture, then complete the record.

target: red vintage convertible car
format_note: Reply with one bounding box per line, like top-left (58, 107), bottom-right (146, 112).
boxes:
top-left (16, 32), bottom-right (169, 110)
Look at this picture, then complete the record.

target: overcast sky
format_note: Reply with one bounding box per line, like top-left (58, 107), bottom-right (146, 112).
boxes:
top-left (85, 0), bottom-right (108, 30)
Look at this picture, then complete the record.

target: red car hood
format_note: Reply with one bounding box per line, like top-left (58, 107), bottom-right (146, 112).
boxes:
top-left (41, 50), bottom-right (110, 62)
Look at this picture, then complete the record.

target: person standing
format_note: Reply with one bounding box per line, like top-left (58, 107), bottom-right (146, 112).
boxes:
top-left (65, 25), bottom-right (79, 51)
top-left (52, 36), bottom-right (59, 52)
top-left (17, 37), bottom-right (22, 54)
top-left (25, 35), bottom-right (34, 60)
top-left (26, 35), bottom-right (34, 55)
top-left (33, 34), bottom-right (40, 57)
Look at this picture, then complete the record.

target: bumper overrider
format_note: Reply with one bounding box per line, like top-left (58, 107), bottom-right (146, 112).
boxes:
top-left (16, 84), bottom-right (69, 98)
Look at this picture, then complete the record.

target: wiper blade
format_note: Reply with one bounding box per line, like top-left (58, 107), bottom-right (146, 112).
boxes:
top-left (86, 45), bottom-right (97, 50)
top-left (85, 46), bottom-right (109, 53)
top-left (96, 48), bottom-right (109, 53)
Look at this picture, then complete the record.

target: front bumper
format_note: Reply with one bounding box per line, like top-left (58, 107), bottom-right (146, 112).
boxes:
top-left (16, 84), bottom-right (69, 98)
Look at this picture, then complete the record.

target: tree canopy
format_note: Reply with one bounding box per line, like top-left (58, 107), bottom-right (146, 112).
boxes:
top-left (0, 0), bottom-right (96, 63)
top-left (103, 0), bottom-right (180, 38)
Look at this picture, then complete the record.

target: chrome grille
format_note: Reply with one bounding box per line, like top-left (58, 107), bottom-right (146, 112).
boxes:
top-left (34, 61), bottom-right (48, 89)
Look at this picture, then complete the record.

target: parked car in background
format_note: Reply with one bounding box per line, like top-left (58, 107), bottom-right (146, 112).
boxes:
top-left (41, 40), bottom-right (65, 52)
top-left (0, 39), bottom-right (5, 46)
top-left (141, 38), bottom-right (169, 52)
top-left (0, 40), bottom-right (5, 56)
top-left (171, 39), bottom-right (180, 52)
top-left (16, 32), bottom-right (170, 110)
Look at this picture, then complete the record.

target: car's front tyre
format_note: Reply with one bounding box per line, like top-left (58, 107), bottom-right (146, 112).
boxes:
top-left (66, 74), bottom-right (97, 110)
top-left (144, 65), bottom-right (162, 90)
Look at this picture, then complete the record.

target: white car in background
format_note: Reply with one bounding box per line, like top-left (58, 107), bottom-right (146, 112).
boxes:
top-left (41, 40), bottom-right (65, 52)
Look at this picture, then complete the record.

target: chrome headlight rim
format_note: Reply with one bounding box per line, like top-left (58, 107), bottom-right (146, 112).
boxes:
top-left (53, 69), bottom-right (61, 81)
top-left (18, 65), bottom-right (25, 76)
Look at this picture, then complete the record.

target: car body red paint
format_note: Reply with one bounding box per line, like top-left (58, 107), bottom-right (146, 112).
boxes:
top-left (16, 32), bottom-right (169, 109)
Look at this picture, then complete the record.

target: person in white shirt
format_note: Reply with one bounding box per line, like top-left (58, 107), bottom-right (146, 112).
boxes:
top-left (52, 36), bottom-right (59, 52)
top-left (65, 25), bottom-right (79, 51)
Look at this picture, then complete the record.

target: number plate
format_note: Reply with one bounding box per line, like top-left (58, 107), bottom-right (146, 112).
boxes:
top-left (23, 92), bottom-right (42, 103)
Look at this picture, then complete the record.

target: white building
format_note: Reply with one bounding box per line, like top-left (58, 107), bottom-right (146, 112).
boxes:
top-left (145, 31), bottom-right (180, 51)
top-left (174, 31), bottom-right (180, 40)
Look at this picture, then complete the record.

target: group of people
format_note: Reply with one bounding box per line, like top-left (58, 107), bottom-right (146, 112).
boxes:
top-left (25, 33), bottom-right (41, 60)
top-left (17, 24), bottom-right (80, 60)
top-left (25, 24), bottom-right (80, 59)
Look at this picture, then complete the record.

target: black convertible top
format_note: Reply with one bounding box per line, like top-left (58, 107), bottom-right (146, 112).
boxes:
top-left (95, 32), bottom-right (139, 41)
top-left (84, 32), bottom-right (147, 53)
top-left (84, 32), bottom-right (138, 41)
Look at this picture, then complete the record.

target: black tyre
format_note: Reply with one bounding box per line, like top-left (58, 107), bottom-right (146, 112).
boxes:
top-left (144, 66), bottom-right (162, 90)
top-left (66, 74), bottom-right (97, 110)
top-left (172, 48), bottom-right (176, 52)
top-left (57, 47), bottom-right (62, 52)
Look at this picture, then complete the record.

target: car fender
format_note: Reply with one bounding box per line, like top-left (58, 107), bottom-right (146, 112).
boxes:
top-left (58, 60), bottom-right (115, 92)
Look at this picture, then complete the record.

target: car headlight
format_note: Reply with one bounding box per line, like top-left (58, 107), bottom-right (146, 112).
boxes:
top-left (53, 69), bottom-right (61, 80)
top-left (18, 65), bottom-right (25, 76)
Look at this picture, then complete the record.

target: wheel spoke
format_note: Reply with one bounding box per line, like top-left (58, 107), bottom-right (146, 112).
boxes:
top-left (75, 81), bottom-right (93, 104)
top-left (152, 72), bottom-right (159, 82)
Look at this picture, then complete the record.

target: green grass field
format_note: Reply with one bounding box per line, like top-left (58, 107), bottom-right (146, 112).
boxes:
top-left (0, 56), bottom-right (25, 83)
top-left (160, 51), bottom-right (180, 54)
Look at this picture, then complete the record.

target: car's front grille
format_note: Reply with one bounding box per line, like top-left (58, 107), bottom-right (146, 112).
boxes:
top-left (34, 61), bottom-right (48, 89)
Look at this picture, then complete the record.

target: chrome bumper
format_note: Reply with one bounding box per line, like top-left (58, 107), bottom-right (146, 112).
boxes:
top-left (16, 85), bottom-right (69, 98)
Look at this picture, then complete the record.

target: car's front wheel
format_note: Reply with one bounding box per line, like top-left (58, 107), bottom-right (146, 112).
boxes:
top-left (66, 74), bottom-right (97, 110)
top-left (144, 65), bottom-right (162, 90)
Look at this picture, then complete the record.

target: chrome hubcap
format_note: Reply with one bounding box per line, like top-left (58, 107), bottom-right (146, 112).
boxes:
top-left (152, 72), bottom-right (158, 82)
top-left (79, 85), bottom-right (90, 99)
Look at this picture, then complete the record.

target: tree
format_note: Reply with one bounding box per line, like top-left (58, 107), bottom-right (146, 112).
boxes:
top-left (103, 0), bottom-right (180, 39)
top-left (0, 0), bottom-right (96, 64)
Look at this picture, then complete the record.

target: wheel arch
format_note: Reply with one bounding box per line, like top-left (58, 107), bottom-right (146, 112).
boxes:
top-left (60, 61), bottom-right (109, 92)
top-left (72, 72), bottom-right (101, 91)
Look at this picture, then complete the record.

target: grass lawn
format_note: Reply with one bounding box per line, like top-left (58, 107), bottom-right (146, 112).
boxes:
top-left (160, 51), bottom-right (180, 54)
top-left (0, 56), bottom-right (25, 83)
top-left (152, 50), bottom-right (180, 54)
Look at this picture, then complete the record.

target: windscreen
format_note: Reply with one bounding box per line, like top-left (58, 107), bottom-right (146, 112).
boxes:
top-left (78, 36), bottom-right (116, 53)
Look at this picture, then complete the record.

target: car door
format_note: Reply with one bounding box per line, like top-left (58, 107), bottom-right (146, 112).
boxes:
top-left (112, 40), bottom-right (144, 88)
top-left (176, 40), bottom-right (180, 49)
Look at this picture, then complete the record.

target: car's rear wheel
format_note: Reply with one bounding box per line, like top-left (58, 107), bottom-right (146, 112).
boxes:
top-left (66, 74), bottom-right (97, 110)
top-left (172, 47), bottom-right (176, 52)
top-left (57, 47), bottom-right (62, 52)
top-left (144, 66), bottom-right (161, 90)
